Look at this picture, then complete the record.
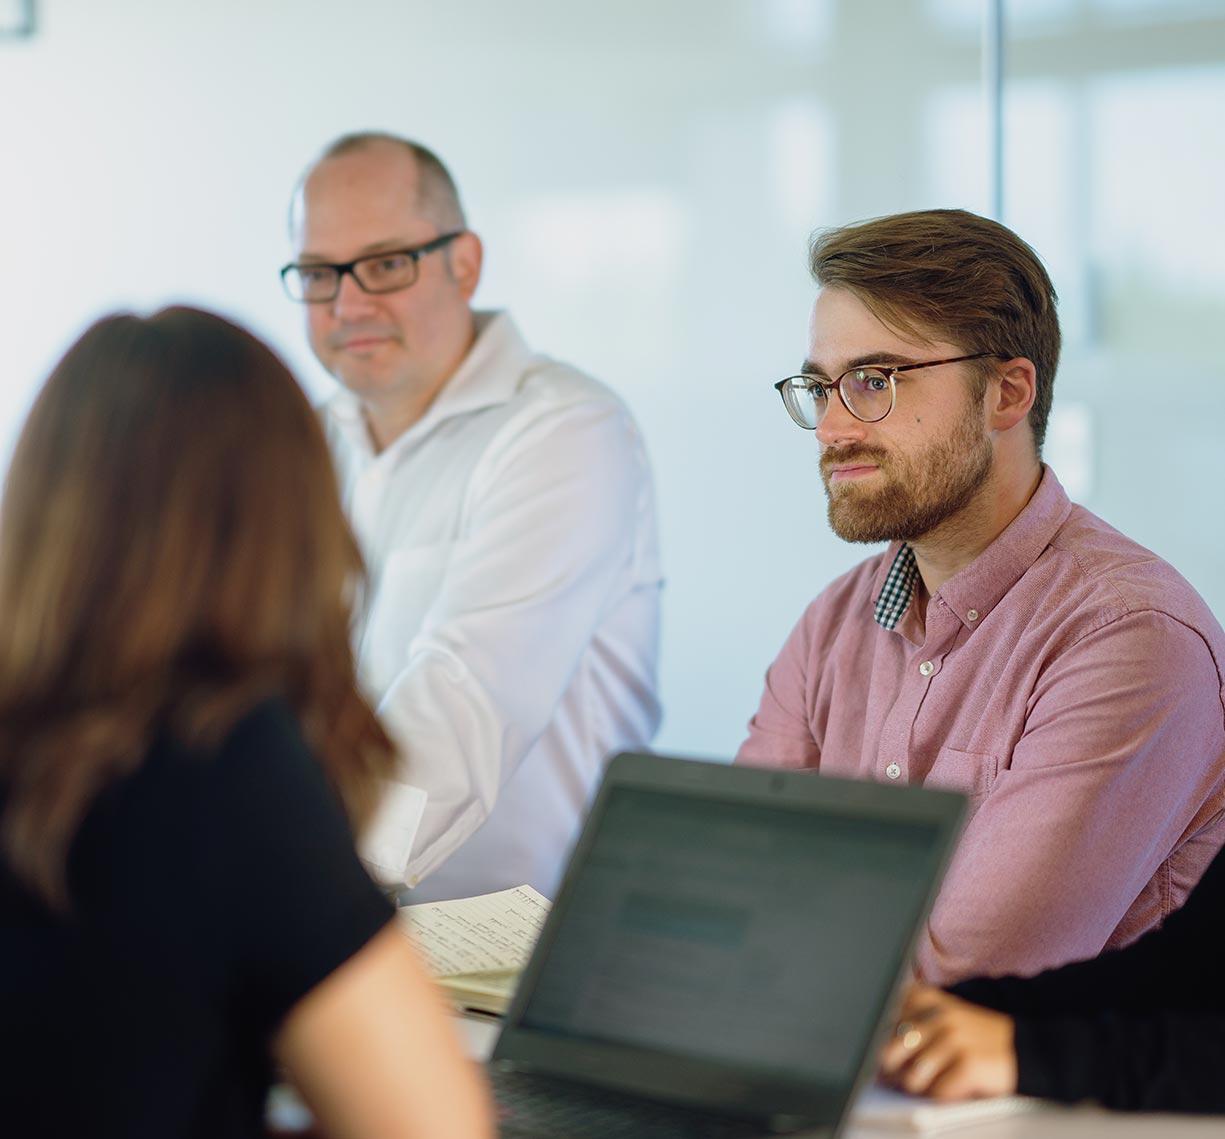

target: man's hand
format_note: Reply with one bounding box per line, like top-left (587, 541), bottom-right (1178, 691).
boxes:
top-left (879, 984), bottom-right (1019, 1101)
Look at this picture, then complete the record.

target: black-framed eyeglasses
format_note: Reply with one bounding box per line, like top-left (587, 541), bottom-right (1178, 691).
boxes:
top-left (280, 231), bottom-right (465, 303)
top-left (773, 352), bottom-right (1004, 430)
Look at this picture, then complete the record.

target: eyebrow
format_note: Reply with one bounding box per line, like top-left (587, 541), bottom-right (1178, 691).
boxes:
top-left (294, 238), bottom-right (414, 264)
top-left (800, 351), bottom-right (925, 376)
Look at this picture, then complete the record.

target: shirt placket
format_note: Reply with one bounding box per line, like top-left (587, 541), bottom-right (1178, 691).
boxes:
top-left (350, 457), bottom-right (393, 675)
top-left (876, 599), bottom-right (961, 784)
top-left (350, 458), bottom-right (391, 557)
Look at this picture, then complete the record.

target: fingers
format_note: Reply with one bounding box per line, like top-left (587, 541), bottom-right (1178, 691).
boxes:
top-left (894, 1032), bottom-right (957, 1097)
top-left (879, 994), bottom-right (1020, 1101)
top-left (879, 1025), bottom-right (919, 1076)
top-left (916, 1048), bottom-right (1015, 1102)
top-left (926, 1061), bottom-right (986, 1102)
top-left (879, 995), bottom-right (945, 1077)
top-left (884, 1025), bottom-right (982, 1100)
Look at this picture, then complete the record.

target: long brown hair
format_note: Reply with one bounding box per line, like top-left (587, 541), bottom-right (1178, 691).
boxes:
top-left (0, 306), bottom-right (396, 907)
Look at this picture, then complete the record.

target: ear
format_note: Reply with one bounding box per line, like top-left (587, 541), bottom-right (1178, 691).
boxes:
top-left (988, 357), bottom-right (1037, 434)
top-left (448, 231), bottom-right (484, 301)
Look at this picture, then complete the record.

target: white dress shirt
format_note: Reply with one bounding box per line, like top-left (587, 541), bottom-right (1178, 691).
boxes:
top-left (324, 311), bottom-right (662, 901)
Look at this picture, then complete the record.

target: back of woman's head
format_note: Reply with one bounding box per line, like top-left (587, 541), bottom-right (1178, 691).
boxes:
top-left (0, 306), bottom-right (394, 906)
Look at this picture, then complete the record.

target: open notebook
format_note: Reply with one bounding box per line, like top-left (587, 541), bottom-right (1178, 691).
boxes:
top-left (398, 885), bottom-right (551, 1015)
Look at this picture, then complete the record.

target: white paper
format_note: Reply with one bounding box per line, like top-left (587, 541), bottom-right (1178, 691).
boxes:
top-left (853, 1084), bottom-right (1041, 1133)
top-left (399, 884), bottom-right (551, 977)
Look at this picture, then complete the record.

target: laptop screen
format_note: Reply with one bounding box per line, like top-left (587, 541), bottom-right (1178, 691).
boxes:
top-left (515, 784), bottom-right (944, 1088)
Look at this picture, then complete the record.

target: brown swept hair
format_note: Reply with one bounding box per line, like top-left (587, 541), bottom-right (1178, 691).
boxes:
top-left (809, 208), bottom-right (1061, 452)
top-left (0, 306), bottom-right (396, 908)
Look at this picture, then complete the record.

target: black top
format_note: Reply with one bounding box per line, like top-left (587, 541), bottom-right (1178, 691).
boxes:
top-left (950, 843), bottom-right (1225, 1113)
top-left (0, 697), bottom-right (393, 1137)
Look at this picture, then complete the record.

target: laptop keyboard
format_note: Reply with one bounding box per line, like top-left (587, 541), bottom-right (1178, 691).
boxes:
top-left (491, 1068), bottom-right (775, 1138)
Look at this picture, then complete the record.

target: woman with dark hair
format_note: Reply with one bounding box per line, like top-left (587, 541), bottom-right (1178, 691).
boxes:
top-left (0, 308), bottom-right (493, 1137)
top-left (880, 844), bottom-right (1225, 1113)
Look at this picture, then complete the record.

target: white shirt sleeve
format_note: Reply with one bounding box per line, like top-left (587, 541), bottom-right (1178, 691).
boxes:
top-left (359, 395), bottom-right (654, 886)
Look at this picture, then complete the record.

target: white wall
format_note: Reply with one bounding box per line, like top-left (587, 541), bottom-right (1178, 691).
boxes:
top-left (2, 0), bottom-right (1223, 755)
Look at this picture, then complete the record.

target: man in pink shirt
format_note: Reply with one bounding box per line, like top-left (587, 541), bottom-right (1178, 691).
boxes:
top-left (740, 209), bottom-right (1225, 986)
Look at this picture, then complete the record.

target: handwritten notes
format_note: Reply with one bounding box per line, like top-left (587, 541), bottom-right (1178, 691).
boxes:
top-left (399, 885), bottom-right (551, 978)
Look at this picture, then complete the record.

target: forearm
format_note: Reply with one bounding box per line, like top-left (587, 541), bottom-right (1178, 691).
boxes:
top-left (949, 842), bottom-right (1225, 1016)
top-left (277, 926), bottom-right (496, 1139)
top-left (948, 933), bottom-right (1179, 1017)
top-left (366, 655), bottom-right (509, 885)
top-left (1015, 1011), bottom-right (1225, 1113)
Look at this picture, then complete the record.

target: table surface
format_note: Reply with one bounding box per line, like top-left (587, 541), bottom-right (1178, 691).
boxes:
top-left (456, 1016), bottom-right (1225, 1138)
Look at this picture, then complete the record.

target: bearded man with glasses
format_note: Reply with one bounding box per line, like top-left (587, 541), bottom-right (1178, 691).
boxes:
top-left (740, 208), bottom-right (1225, 986)
top-left (283, 133), bottom-right (661, 903)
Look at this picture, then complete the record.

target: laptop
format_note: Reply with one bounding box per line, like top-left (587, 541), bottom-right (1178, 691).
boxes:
top-left (489, 752), bottom-right (966, 1139)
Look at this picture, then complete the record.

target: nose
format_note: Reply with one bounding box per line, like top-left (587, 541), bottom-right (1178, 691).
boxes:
top-left (815, 390), bottom-right (869, 448)
top-left (331, 268), bottom-right (378, 321)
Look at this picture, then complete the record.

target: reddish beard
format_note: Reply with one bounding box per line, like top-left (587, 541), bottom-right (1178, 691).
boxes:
top-left (820, 405), bottom-right (992, 544)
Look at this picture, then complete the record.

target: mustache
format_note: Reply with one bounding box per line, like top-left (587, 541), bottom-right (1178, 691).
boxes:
top-left (327, 324), bottom-right (401, 349)
top-left (820, 444), bottom-right (890, 476)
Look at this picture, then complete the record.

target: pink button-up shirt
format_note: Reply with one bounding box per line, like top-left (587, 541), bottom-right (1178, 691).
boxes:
top-left (738, 468), bottom-right (1225, 985)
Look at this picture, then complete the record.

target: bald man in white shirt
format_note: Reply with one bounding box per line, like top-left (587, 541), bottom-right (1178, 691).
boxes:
top-left (281, 132), bottom-right (662, 901)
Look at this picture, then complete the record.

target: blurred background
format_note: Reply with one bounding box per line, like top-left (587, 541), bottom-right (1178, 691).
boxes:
top-left (2, 0), bottom-right (1223, 755)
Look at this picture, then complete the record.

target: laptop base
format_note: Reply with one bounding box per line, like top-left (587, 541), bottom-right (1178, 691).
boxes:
top-left (492, 1067), bottom-right (818, 1139)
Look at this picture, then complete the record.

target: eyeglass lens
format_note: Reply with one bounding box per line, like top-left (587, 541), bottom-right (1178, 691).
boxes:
top-left (285, 251), bottom-right (421, 303)
top-left (785, 368), bottom-right (893, 428)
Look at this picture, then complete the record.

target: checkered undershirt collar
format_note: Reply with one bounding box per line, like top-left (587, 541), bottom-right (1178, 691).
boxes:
top-left (873, 543), bottom-right (920, 630)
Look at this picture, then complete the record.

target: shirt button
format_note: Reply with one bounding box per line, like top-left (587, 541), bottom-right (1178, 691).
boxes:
top-left (886, 763), bottom-right (901, 780)
top-left (918, 660), bottom-right (935, 677)
top-left (967, 609), bottom-right (979, 622)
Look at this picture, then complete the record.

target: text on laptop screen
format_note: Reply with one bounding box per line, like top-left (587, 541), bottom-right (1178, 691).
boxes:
top-left (518, 786), bottom-right (942, 1086)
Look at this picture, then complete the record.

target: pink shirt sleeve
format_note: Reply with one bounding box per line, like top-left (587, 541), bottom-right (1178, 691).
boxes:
top-left (735, 603), bottom-right (822, 770)
top-left (917, 609), bottom-right (1225, 984)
